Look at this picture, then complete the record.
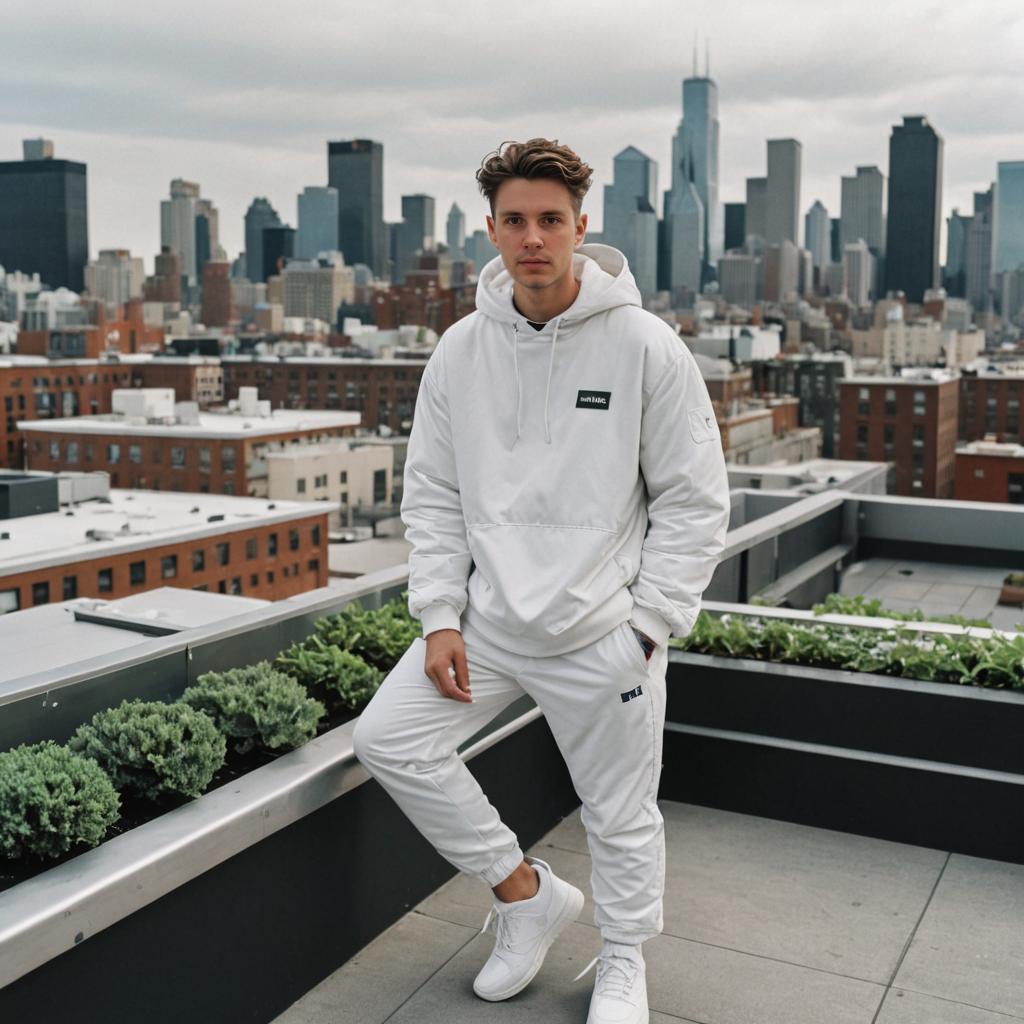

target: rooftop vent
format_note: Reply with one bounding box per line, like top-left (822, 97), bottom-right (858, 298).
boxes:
top-left (207, 513), bottom-right (225, 522)
top-left (85, 528), bottom-right (116, 541)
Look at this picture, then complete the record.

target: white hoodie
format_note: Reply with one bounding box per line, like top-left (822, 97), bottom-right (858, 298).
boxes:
top-left (400, 243), bottom-right (731, 657)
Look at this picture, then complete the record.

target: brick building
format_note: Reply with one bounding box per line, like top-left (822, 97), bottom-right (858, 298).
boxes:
top-left (20, 388), bottom-right (360, 496)
top-left (839, 371), bottom-right (959, 497)
top-left (954, 441), bottom-right (1024, 503)
top-left (372, 280), bottom-right (475, 336)
top-left (130, 356), bottom-right (224, 407)
top-left (222, 356), bottom-right (426, 434)
top-left (958, 371), bottom-right (1024, 442)
top-left (1, 356), bottom-right (133, 468)
top-left (0, 471), bottom-right (332, 614)
top-left (200, 260), bottom-right (234, 327)
top-left (16, 298), bottom-right (163, 360)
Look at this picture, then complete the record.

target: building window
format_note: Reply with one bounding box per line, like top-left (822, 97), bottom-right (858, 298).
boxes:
top-left (193, 549), bottom-right (205, 572)
top-left (97, 568), bottom-right (113, 593)
top-left (130, 561), bottom-right (146, 585)
top-left (249, 573), bottom-right (259, 587)
top-left (161, 554), bottom-right (178, 579)
top-left (373, 468), bottom-right (387, 504)
top-left (62, 575), bottom-right (77, 600)
top-left (245, 537), bottom-right (258, 559)
top-left (32, 581), bottom-right (50, 606)
top-left (49, 440), bottom-right (61, 460)
top-left (230, 577), bottom-right (242, 595)
top-left (129, 444), bottom-right (142, 464)
top-left (912, 390), bottom-right (926, 417)
top-left (266, 571), bottom-right (275, 583)
top-left (217, 542), bottom-right (230, 566)
top-left (223, 481), bottom-right (235, 495)
top-left (884, 388), bottom-right (896, 417)
top-left (312, 524), bottom-right (321, 546)
top-left (308, 558), bottom-right (320, 573)
top-left (67, 441), bottom-right (79, 464)
top-left (107, 443), bottom-right (121, 464)
top-left (339, 470), bottom-right (348, 484)
top-left (0, 588), bottom-right (20, 614)
top-left (974, 468), bottom-right (985, 479)
top-left (268, 533), bottom-right (278, 557)
top-left (218, 580), bottom-right (227, 594)
top-left (297, 478), bottom-right (306, 494)
top-left (199, 447), bottom-right (211, 474)
top-left (340, 491), bottom-right (348, 504)
top-left (171, 446), bottom-right (186, 468)
top-left (912, 424), bottom-right (925, 448)
top-left (84, 442), bottom-right (94, 462)
top-left (221, 446), bottom-right (236, 473)
top-left (289, 528), bottom-right (300, 551)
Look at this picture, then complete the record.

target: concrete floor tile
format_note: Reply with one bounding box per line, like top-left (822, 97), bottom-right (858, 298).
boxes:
top-left (272, 911), bottom-right (477, 1024)
top-left (876, 581), bottom-right (932, 601)
top-left (658, 803), bottom-right (946, 984)
top-left (876, 987), bottom-right (1024, 1023)
top-left (894, 855), bottom-right (1024, 1018)
top-left (644, 931), bottom-right (884, 1024)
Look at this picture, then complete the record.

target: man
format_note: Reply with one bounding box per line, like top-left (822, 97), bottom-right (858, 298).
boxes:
top-left (353, 138), bottom-right (730, 1024)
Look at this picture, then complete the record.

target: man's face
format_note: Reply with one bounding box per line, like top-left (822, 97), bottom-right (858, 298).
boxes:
top-left (486, 177), bottom-right (587, 294)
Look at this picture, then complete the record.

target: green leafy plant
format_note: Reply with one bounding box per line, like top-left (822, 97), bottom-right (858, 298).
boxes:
top-left (0, 742), bottom-right (120, 861)
top-left (812, 593), bottom-right (992, 629)
top-left (274, 638), bottom-right (384, 711)
top-left (181, 663), bottom-right (326, 755)
top-left (312, 594), bottom-right (421, 670)
top-left (672, 611), bottom-right (1024, 691)
top-left (69, 700), bottom-right (227, 800)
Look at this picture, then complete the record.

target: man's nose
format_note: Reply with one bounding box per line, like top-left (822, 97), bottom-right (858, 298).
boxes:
top-left (523, 222), bottom-right (544, 248)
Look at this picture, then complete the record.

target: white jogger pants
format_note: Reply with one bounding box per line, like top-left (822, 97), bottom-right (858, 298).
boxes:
top-left (352, 615), bottom-right (668, 945)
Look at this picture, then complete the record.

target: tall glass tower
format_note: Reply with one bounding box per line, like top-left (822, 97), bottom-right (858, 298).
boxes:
top-left (994, 161), bottom-right (1024, 274)
top-left (328, 140), bottom-right (385, 279)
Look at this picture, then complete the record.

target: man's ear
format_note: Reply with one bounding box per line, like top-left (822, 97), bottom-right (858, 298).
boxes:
top-left (486, 214), bottom-right (498, 246)
top-left (575, 212), bottom-right (588, 247)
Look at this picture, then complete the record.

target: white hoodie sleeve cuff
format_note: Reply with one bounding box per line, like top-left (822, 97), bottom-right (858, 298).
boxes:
top-left (420, 603), bottom-right (463, 637)
top-left (628, 606), bottom-right (673, 648)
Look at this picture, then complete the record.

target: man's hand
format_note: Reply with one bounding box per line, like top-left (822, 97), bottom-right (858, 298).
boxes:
top-left (424, 628), bottom-right (472, 702)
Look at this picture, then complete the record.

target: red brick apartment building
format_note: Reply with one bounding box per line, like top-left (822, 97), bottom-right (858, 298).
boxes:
top-left (20, 388), bottom-right (360, 496)
top-left (130, 356), bottom-right (224, 407)
top-left (0, 472), bottom-right (332, 615)
top-left (221, 357), bottom-right (426, 434)
top-left (16, 300), bottom-right (164, 359)
top-left (958, 372), bottom-right (1024, 442)
top-left (839, 372), bottom-right (959, 497)
top-left (954, 441), bottom-right (1024, 504)
top-left (1, 356), bottom-right (134, 468)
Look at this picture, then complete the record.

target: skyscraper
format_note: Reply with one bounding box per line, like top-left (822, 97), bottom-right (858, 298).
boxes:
top-left (744, 177), bottom-right (767, 244)
top-left (194, 197), bottom-right (220, 281)
top-left (603, 146), bottom-right (659, 298)
top-left (666, 181), bottom-right (703, 300)
top-left (840, 166), bottom-right (885, 255)
top-left (160, 179), bottom-right (200, 285)
top-left (327, 139), bottom-right (385, 278)
top-left (804, 200), bottom-right (830, 271)
top-left (0, 140), bottom-right (88, 291)
top-left (966, 186), bottom-right (994, 312)
top-left (885, 116), bottom-right (943, 303)
top-left (723, 203), bottom-right (745, 251)
top-left (994, 161), bottom-right (1024, 275)
top-left (446, 203), bottom-right (466, 258)
top-left (262, 226), bottom-right (296, 282)
top-left (766, 139), bottom-right (801, 246)
top-left (244, 198), bottom-right (282, 284)
top-left (945, 208), bottom-right (971, 297)
top-left (297, 186), bottom-right (340, 259)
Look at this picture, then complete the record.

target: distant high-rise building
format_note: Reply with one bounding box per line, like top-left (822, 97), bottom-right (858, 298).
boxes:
top-left (603, 146), bottom-right (659, 298)
top-left (885, 116), bottom-right (943, 302)
top-left (396, 194), bottom-right (436, 283)
top-left (84, 250), bottom-right (145, 307)
top-left (200, 261), bottom-right (234, 327)
top-left (994, 161), bottom-right (1024, 275)
top-left (262, 226), bottom-right (296, 282)
top-left (804, 200), bottom-right (830, 270)
top-left (327, 139), bottom-right (385, 278)
top-left (446, 203), bottom-right (466, 258)
top-left (666, 181), bottom-right (704, 302)
top-left (766, 139), bottom-right (801, 246)
top-left (840, 166), bottom-right (885, 258)
top-left (763, 239), bottom-right (799, 302)
top-left (717, 251), bottom-right (759, 307)
top-left (244, 198), bottom-right (282, 284)
top-left (723, 203), bottom-right (745, 251)
top-left (297, 186), bottom-right (340, 260)
top-left (945, 208), bottom-right (971, 297)
top-left (160, 179), bottom-right (200, 285)
top-left (744, 177), bottom-right (767, 243)
top-left (464, 229), bottom-right (498, 274)
top-left (143, 247), bottom-right (182, 304)
top-left (669, 61), bottom-right (720, 282)
top-left (844, 239), bottom-right (873, 306)
top-left (830, 218), bottom-right (841, 264)
top-left (0, 141), bottom-right (88, 291)
top-left (194, 197), bottom-right (220, 280)
top-left (965, 186), bottom-right (995, 312)
top-left (281, 256), bottom-right (354, 325)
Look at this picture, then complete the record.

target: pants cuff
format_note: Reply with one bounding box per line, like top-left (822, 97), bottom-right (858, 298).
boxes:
top-left (599, 926), bottom-right (662, 946)
top-left (477, 846), bottom-right (526, 887)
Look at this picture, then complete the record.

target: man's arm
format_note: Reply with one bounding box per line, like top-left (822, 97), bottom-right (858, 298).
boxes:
top-left (401, 351), bottom-right (473, 701)
top-left (628, 346), bottom-right (731, 649)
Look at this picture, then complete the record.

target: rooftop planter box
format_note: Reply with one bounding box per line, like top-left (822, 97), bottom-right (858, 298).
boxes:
top-left (999, 572), bottom-right (1024, 607)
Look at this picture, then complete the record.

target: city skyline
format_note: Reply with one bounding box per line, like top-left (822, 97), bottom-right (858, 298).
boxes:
top-left (2, 0), bottom-right (1023, 271)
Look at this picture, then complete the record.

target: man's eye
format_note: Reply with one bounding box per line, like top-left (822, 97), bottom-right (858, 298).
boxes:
top-left (505, 217), bottom-right (521, 225)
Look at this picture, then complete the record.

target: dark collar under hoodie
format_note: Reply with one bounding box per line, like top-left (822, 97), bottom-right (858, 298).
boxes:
top-left (400, 241), bottom-right (732, 660)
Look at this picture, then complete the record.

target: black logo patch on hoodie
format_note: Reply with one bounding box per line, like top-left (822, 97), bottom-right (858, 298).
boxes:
top-left (576, 390), bottom-right (611, 410)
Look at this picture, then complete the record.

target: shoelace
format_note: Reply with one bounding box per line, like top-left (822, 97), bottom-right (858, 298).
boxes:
top-left (573, 951), bottom-right (639, 1000)
top-left (479, 906), bottom-right (515, 951)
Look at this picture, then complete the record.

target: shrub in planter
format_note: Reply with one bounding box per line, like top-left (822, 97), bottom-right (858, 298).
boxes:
top-left (69, 700), bottom-right (227, 800)
top-left (312, 594), bottom-right (421, 670)
top-left (813, 593), bottom-right (992, 628)
top-left (0, 741), bottom-right (120, 861)
top-left (181, 663), bottom-right (326, 755)
top-left (274, 639), bottom-right (384, 711)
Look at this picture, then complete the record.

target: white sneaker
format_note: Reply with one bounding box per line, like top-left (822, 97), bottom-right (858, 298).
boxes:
top-left (472, 857), bottom-right (585, 1002)
top-left (576, 941), bottom-right (649, 1024)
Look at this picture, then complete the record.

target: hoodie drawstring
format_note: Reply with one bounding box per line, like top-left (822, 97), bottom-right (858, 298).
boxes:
top-left (542, 317), bottom-right (562, 444)
top-left (511, 316), bottom-right (562, 448)
top-left (511, 322), bottom-right (522, 447)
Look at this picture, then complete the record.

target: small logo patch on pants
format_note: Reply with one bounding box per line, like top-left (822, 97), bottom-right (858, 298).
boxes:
top-left (620, 685), bottom-right (644, 703)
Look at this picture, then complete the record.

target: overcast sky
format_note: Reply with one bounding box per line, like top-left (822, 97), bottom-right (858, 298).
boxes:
top-left (3, 0), bottom-right (1023, 273)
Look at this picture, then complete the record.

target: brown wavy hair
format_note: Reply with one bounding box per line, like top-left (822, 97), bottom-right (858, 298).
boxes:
top-left (476, 139), bottom-right (593, 216)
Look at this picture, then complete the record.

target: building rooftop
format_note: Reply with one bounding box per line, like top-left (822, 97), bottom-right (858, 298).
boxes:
top-left (0, 487), bottom-right (337, 576)
top-left (957, 440), bottom-right (1024, 458)
top-left (273, 801), bottom-right (1024, 1024)
top-left (222, 355), bottom-right (431, 367)
top-left (16, 407), bottom-right (360, 439)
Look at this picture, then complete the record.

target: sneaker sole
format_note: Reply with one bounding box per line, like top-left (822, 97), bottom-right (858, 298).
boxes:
top-left (587, 985), bottom-right (649, 1023)
top-left (473, 882), bottom-right (585, 1002)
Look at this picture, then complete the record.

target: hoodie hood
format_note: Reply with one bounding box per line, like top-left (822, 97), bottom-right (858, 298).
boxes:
top-left (474, 244), bottom-right (642, 446)
top-left (474, 242), bottom-right (642, 326)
